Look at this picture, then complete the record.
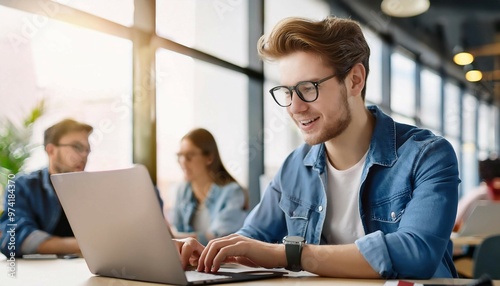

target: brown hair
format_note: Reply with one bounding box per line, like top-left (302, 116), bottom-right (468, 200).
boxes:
top-left (479, 157), bottom-right (500, 182)
top-left (182, 128), bottom-right (248, 209)
top-left (258, 16), bottom-right (370, 100)
top-left (44, 119), bottom-right (93, 147)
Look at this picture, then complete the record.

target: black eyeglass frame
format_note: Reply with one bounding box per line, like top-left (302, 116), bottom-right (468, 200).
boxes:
top-left (56, 143), bottom-right (91, 155)
top-left (269, 74), bottom-right (337, 107)
top-left (269, 67), bottom-right (352, 107)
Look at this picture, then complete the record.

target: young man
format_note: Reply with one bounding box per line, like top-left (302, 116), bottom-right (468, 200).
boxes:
top-left (175, 16), bottom-right (460, 279)
top-left (0, 119), bottom-right (93, 256)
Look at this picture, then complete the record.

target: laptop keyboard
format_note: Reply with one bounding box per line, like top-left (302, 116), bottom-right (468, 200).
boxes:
top-left (186, 270), bottom-right (232, 282)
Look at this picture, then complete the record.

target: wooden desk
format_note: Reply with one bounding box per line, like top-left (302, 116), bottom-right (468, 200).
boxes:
top-left (1, 257), bottom-right (499, 286)
top-left (451, 234), bottom-right (485, 278)
top-left (452, 235), bottom-right (485, 247)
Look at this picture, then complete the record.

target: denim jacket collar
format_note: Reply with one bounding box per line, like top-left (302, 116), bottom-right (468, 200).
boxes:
top-left (41, 167), bottom-right (54, 192)
top-left (303, 105), bottom-right (398, 173)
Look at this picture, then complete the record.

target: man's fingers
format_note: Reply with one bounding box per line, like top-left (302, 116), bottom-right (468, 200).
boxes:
top-left (176, 238), bottom-right (204, 270)
top-left (210, 242), bottom-right (246, 272)
top-left (205, 239), bottom-right (250, 272)
top-left (198, 235), bottom-right (245, 272)
top-left (189, 256), bottom-right (199, 267)
top-left (180, 242), bottom-right (194, 269)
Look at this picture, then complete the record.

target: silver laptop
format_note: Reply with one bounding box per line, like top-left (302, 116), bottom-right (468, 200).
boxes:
top-left (457, 200), bottom-right (500, 237)
top-left (51, 164), bottom-right (283, 285)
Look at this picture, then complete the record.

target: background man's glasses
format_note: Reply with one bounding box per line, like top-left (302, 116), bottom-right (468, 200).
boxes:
top-left (269, 74), bottom-right (338, 107)
top-left (57, 143), bottom-right (91, 155)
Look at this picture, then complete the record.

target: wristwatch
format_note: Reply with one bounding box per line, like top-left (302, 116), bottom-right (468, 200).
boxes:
top-left (282, 236), bottom-right (305, 272)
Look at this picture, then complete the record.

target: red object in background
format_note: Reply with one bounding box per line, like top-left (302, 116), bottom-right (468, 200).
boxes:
top-left (486, 178), bottom-right (500, 201)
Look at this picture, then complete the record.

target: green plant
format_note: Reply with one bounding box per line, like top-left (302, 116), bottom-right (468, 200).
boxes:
top-left (0, 100), bottom-right (45, 194)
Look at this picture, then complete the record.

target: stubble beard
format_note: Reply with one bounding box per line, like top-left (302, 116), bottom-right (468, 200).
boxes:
top-left (303, 85), bottom-right (352, 145)
top-left (53, 151), bottom-right (83, 174)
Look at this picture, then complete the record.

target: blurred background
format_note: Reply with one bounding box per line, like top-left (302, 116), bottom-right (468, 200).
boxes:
top-left (1, 0), bottom-right (499, 214)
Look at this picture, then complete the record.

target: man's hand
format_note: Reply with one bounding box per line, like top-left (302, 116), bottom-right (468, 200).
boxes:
top-left (173, 237), bottom-right (205, 269)
top-left (197, 234), bottom-right (286, 273)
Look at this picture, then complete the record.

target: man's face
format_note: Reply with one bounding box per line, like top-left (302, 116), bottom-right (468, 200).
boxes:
top-left (47, 131), bottom-right (91, 174)
top-left (278, 51), bottom-right (352, 145)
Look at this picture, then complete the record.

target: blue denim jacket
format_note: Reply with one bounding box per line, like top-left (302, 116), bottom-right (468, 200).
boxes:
top-left (237, 106), bottom-right (459, 279)
top-left (0, 168), bottom-right (61, 256)
top-left (173, 182), bottom-right (247, 245)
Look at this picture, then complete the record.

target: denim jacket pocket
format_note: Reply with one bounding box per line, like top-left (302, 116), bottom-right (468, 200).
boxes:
top-left (368, 189), bottom-right (412, 233)
top-left (278, 196), bottom-right (312, 236)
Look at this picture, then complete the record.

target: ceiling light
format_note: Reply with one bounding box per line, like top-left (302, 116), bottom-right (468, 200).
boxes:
top-left (381, 0), bottom-right (430, 17)
top-left (453, 52), bottom-right (474, 65)
top-left (465, 70), bottom-right (482, 82)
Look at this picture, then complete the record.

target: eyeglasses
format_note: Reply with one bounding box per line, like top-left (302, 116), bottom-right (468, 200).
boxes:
top-left (57, 143), bottom-right (91, 155)
top-left (176, 152), bottom-right (202, 162)
top-left (269, 74), bottom-right (338, 107)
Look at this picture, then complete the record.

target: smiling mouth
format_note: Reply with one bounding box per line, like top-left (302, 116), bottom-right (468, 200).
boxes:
top-left (299, 117), bottom-right (319, 126)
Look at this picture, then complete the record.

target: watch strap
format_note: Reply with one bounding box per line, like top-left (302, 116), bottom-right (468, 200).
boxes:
top-left (284, 236), bottom-right (304, 272)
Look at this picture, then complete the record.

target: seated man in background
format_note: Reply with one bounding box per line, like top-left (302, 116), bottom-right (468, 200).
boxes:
top-left (0, 119), bottom-right (92, 257)
top-left (172, 128), bottom-right (248, 245)
top-left (455, 156), bottom-right (500, 231)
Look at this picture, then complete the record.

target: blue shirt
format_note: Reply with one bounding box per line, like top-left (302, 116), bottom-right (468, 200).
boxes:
top-left (0, 168), bottom-right (62, 256)
top-left (237, 106), bottom-right (459, 279)
top-left (173, 182), bottom-right (247, 245)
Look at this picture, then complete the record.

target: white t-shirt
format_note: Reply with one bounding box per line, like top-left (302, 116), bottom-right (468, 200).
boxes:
top-left (322, 151), bottom-right (368, 244)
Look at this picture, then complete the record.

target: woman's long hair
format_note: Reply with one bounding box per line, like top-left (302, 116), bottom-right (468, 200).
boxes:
top-left (182, 128), bottom-right (248, 209)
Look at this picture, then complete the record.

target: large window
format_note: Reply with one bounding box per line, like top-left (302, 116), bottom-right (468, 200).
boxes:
top-left (391, 51), bottom-right (416, 125)
top-left (2, 0), bottom-right (500, 209)
top-left (54, 0), bottom-right (134, 27)
top-left (491, 106), bottom-right (500, 153)
top-left (364, 28), bottom-right (383, 105)
top-left (461, 93), bottom-right (478, 194)
top-left (420, 68), bottom-right (442, 133)
top-left (0, 6), bottom-right (133, 172)
top-left (462, 93), bottom-right (477, 144)
top-left (462, 142), bottom-right (478, 195)
top-left (156, 0), bottom-right (249, 67)
top-left (477, 102), bottom-right (490, 156)
top-left (442, 81), bottom-right (462, 185)
top-left (443, 81), bottom-right (461, 139)
top-left (264, 0), bottom-right (329, 33)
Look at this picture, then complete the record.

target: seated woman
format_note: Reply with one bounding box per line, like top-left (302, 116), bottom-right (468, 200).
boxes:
top-left (172, 128), bottom-right (248, 245)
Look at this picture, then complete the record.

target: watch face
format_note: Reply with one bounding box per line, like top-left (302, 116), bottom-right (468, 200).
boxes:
top-left (284, 236), bottom-right (305, 243)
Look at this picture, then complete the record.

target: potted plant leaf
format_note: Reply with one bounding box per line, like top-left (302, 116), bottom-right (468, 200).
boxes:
top-left (0, 100), bottom-right (45, 214)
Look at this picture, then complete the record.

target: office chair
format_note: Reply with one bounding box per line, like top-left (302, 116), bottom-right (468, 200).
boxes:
top-left (473, 234), bottom-right (500, 279)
